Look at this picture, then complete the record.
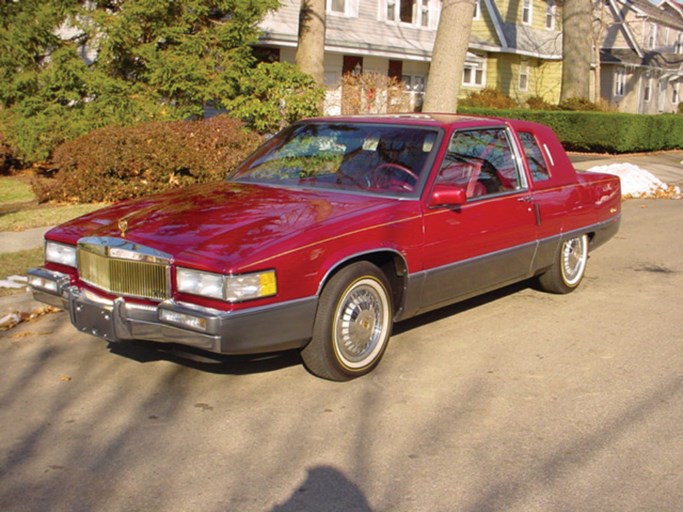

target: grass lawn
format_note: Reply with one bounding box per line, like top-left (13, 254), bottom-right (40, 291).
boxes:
top-left (0, 176), bottom-right (105, 299)
top-left (0, 177), bottom-right (34, 204)
top-left (1, 175), bottom-right (106, 231)
top-left (0, 203), bottom-right (105, 231)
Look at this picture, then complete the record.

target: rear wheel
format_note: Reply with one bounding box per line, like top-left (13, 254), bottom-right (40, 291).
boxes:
top-left (538, 234), bottom-right (589, 294)
top-left (301, 262), bottom-right (393, 381)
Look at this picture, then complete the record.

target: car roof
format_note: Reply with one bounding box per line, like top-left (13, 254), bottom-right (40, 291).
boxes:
top-left (303, 113), bottom-right (514, 130)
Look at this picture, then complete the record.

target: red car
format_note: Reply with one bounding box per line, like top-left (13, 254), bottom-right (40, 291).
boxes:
top-left (29, 114), bottom-right (621, 380)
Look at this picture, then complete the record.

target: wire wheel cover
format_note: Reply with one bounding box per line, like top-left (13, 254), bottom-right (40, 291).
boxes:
top-left (561, 236), bottom-right (587, 285)
top-left (333, 278), bottom-right (389, 368)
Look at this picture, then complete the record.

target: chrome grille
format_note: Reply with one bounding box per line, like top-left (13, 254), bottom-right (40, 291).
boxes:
top-left (77, 238), bottom-right (171, 301)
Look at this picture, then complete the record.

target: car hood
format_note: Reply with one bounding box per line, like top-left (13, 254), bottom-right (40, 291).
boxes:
top-left (48, 181), bottom-right (395, 271)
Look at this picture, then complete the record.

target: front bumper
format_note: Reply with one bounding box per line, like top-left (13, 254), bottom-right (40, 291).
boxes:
top-left (28, 268), bottom-right (317, 355)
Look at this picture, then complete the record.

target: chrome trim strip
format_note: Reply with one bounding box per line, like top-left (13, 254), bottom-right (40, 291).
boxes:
top-left (316, 248), bottom-right (408, 295)
top-left (78, 236), bottom-right (172, 264)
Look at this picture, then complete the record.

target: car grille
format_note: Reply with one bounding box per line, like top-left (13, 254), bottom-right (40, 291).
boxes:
top-left (77, 239), bottom-right (171, 301)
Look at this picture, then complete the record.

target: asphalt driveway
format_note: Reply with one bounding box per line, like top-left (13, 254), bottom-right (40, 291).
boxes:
top-left (1, 198), bottom-right (682, 511)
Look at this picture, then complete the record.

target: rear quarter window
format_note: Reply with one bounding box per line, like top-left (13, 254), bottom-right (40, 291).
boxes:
top-left (518, 131), bottom-right (551, 182)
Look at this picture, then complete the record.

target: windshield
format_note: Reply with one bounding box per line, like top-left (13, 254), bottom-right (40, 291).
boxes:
top-left (230, 122), bottom-right (440, 197)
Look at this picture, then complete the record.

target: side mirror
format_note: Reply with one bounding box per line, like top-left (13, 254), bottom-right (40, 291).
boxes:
top-left (428, 184), bottom-right (467, 208)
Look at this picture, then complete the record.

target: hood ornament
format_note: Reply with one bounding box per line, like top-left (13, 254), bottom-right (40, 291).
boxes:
top-left (118, 218), bottom-right (128, 238)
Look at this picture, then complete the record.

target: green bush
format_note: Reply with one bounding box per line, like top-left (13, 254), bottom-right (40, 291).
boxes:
top-left (0, 0), bottom-right (280, 164)
top-left (459, 87), bottom-right (519, 109)
top-left (0, 132), bottom-right (21, 175)
top-left (678, 102), bottom-right (683, 115)
top-left (32, 115), bottom-right (262, 203)
top-left (458, 107), bottom-right (683, 153)
top-left (224, 62), bottom-right (325, 133)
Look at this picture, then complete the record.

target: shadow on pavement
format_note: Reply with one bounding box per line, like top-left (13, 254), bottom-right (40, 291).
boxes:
top-left (107, 338), bottom-right (302, 376)
top-left (271, 465), bottom-right (372, 512)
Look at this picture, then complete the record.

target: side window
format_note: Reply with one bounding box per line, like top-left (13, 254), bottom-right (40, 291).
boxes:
top-left (437, 128), bottom-right (524, 198)
top-left (518, 131), bottom-right (551, 182)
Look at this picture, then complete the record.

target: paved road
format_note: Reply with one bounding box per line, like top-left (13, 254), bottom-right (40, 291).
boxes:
top-left (1, 199), bottom-right (682, 512)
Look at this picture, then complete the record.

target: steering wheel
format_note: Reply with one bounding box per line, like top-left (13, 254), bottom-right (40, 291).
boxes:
top-left (369, 163), bottom-right (419, 191)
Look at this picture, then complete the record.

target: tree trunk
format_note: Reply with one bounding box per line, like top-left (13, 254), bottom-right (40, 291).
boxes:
top-left (422, 0), bottom-right (476, 113)
top-left (561, 0), bottom-right (593, 101)
top-left (295, 0), bottom-right (326, 85)
top-left (593, 42), bottom-right (601, 103)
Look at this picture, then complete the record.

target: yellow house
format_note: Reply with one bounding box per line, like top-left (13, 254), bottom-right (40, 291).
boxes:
top-left (468, 0), bottom-right (562, 103)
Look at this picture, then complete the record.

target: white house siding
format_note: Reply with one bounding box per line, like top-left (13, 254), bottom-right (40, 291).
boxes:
top-left (260, 0), bottom-right (438, 60)
top-left (260, 0), bottom-right (443, 114)
top-left (598, 0), bottom-right (683, 113)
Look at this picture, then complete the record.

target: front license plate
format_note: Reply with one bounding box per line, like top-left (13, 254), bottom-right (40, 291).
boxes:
top-left (72, 300), bottom-right (117, 341)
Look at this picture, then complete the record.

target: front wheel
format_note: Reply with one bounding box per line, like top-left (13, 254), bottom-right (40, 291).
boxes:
top-left (301, 262), bottom-right (393, 381)
top-left (538, 234), bottom-right (589, 294)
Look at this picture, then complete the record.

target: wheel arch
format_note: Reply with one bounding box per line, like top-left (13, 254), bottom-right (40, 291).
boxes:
top-left (317, 249), bottom-right (408, 319)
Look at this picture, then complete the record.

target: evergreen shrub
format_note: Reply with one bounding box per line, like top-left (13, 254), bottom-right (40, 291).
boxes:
top-left (0, 133), bottom-right (21, 175)
top-left (32, 115), bottom-right (262, 203)
top-left (225, 62), bottom-right (325, 133)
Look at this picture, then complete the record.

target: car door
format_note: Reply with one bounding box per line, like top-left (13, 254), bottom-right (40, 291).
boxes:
top-left (419, 127), bottom-right (538, 311)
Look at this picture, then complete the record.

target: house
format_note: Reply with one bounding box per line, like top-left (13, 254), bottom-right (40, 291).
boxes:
top-left (258, 0), bottom-right (564, 113)
top-left (596, 0), bottom-right (683, 113)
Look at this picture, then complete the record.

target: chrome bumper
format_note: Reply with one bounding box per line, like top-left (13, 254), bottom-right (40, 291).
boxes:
top-left (28, 268), bottom-right (317, 355)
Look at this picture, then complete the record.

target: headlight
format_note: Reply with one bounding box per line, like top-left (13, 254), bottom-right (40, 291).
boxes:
top-left (176, 268), bottom-right (224, 300)
top-left (176, 268), bottom-right (277, 302)
top-left (45, 241), bottom-right (77, 268)
top-left (225, 271), bottom-right (277, 302)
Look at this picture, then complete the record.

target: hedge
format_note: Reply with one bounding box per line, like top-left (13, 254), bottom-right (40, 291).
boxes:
top-left (458, 107), bottom-right (683, 153)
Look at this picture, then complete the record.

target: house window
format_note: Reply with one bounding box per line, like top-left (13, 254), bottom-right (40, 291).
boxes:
top-left (328, 0), bottom-right (345, 13)
top-left (522, 0), bottom-right (533, 25)
top-left (614, 68), bottom-right (626, 97)
top-left (674, 84), bottom-right (680, 105)
top-left (386, 0), bottom-right (433, 28)
top-left (644, 77), bottom-right (652, 102)
top-left (545, 0), bottom-right (556, 30)
top-left (402, 74), bottom-right (425, 93)
top-left (463, 62), bottom-right (486, 87)
top-left (343, 55), bottom-right (363, 76)
top-left (473, 0), bottom-right (481, 20)
top-left (675, 34), bottom-right (683, 54)
top-left (519, 61), bottom-right (529, 92)
top-left (327, 0), bottom-right (358, 16)
top-left (647, 23), bottom-right (657, 50)
top-left (402, 74), bottom-right (426, 109)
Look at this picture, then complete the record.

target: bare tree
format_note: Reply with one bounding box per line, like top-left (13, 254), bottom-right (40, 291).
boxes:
top-left (561, 0), bottom-right (593, 100)
top-left (295, 0), bottom-right (326, 85)
top-left (591, 0), bottom-right (610, 103)
top-left (422, 0), bottom-right (476, 112)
